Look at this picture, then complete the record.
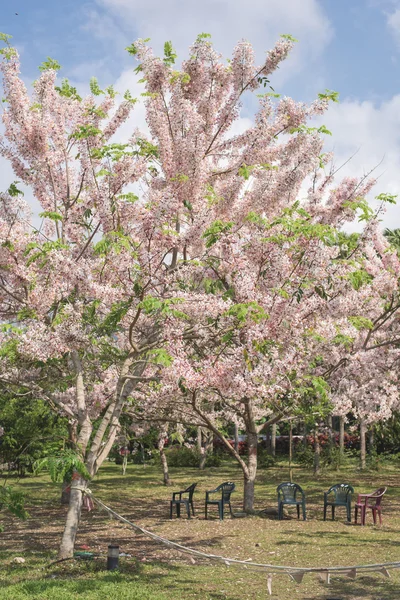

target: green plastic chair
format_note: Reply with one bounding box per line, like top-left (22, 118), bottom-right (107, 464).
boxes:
top-left (323, 483), bottom-right (354, 522)
top-left (205, 481), bottom-right (235, 520)
top-left (170, 483), bottom-right (197, 519)
top-left (277, 482), bottom-right (306, 520)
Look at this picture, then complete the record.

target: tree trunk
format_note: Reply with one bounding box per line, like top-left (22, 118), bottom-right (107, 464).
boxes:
top-left (313, 429), bottom-right (320, 476)
top-left (327, 414), bottom-right (333, 456)
top-left (271, 423), bottom-right (277, 457)
top-left (243, 432), bottom-right (258, 512)
top-left (234, 422), bottom-right (239, 454)
top-left (368, 425), bottom-right (375, 455)
top-left (197, 427), bottom-right (202, 453)
top-left (60, 480), bottom-right (71, 505)
top-left (360, 417), bottom-right (366, 470)
top-left (58, 475), bottom-right (87, 559)
top-left (157, 434), bottom-right (170, 485)
top-left (199, 431), bottom-right (212, 470)
top-left (289, 421), bottom-right (293, 483)
top-left (122, 453), bottom-right (128, 476)
top-left (339, 416), bottom-right (345, 455)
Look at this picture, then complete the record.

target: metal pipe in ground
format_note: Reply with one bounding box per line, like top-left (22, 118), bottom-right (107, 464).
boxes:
top-left (107, 544), bottom-right (119, 570)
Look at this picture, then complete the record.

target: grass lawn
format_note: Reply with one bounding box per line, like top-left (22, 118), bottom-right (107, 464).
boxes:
top-left (1, 457), bottom-right (400, 599)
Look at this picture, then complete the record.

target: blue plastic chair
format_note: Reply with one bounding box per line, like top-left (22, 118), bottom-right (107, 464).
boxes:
top-left (324, 483), bottom-right (354, 522)
top-left (205, 482), bottom-right (235, 520)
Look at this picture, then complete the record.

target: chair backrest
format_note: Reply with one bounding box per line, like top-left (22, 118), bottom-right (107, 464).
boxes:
top-left (277, 482), bottom-right (304, 502)
top-left (220, 481), bottom-right (235, 502)
top-left (328, 483), bottom-right (354, 502)
top-left (184, 483), bottom-right (197, 500)
top-left (369, 487), bottom-right (387, 506)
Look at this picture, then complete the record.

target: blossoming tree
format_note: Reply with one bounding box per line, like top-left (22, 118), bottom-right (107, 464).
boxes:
top-left (1, 30), bottom-right (400, 555)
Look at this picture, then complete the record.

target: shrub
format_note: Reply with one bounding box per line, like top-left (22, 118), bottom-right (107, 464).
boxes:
top-left (294, 444), bottom-right (314, 468)
top-left (165, 446), bottom-right (222, 468)
top-left (257, 448), bottom-right (276, 468)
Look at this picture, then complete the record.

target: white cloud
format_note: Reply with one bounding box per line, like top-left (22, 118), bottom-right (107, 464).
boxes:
top-left (89, 0), bottom-right (333, 83)
top-left (387, 7), bottom-right (400, 41)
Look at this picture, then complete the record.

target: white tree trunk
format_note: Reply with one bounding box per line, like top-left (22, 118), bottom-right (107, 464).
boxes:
top-left (58, 475), bottom-right (87, 559)
top-left (339, 416), bottom-right (345, 454)
top-left (360, 417), bottom-right (366, 470)
top-left (243, 432), bottom-right (258, 512)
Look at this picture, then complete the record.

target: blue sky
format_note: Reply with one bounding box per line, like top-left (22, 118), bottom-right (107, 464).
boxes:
top-left (2, 0), bottom-right (400, 227)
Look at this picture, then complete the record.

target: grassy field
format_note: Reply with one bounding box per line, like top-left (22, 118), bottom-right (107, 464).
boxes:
top-left (1, 457), bottom-right (400, 599)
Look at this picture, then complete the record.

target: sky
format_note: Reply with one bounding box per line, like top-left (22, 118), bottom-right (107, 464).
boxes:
top-left (2, 0), bottom-right (400, 228)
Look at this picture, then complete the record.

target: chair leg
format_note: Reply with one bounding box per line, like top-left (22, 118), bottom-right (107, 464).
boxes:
top-left (177, 503), bottom-right (181, 518)
top-left (378, 509), bottom-right (382, 525)
top-left (332, 505), bottom-right (335, 521)
top-left (361, 506), bottom-right (366, 526)
top-left (191, 501), bottom-right (195, 517)
top-left (205, 502), bottom-right (208, 520)
top-left (297, 504), bottom-right (300, 519)
top-left (323, 504), bottom-right (327, 521)
top-left (170, 501), bottom-right (173, 519)
top-left (347, 504), bottom-right (351, 522)
top-left (278, 503), bottom-right (282, 520)
top-left (303, 502), bottom-right (306, 521)
top-left (187, 502), bottom-right (191, 519)
top-left (220, 502), bottom-right (224, 521)
top-left (355, 506), bottom-right (358, 524)
top-left (372, 509), bottom-right (376, 525)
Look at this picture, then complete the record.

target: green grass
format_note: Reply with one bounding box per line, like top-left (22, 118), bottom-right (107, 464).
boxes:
top-left (1, 457), bottom-right (400, 599)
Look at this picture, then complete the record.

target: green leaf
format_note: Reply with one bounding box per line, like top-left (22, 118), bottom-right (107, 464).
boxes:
top-left (163, 41), bottom-right (177, 66)
top-left (280, 34), bottom-right (299, 42)
top-left (38, 57), bottom-right (61, 72)
top-left (126, 43), bottom-right (138, 56)
top-left (376, 193), bottom-right (397, 205)
top-left (39, 211), bottom-right (63, 222)
top-left (318, 89), bottom-right (339, 103)
top-left (123, 89), bottom-right (137, 104)
top-left (348, 316), bottom-right (374, 331)
top-left (89, 77), bottom-right (104, 96)
top-left (55, 79), bottom-right (82, 101)
top-left (202, 220), bottom-right (234, 248)
top-left (146, 347), bottom-right (173, 366)
top-left (7, 181), bottom-right (23, 197)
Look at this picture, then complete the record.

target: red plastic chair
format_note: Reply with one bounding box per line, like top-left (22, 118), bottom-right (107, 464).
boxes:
top-left (354, 487), bottom-right (387, 525)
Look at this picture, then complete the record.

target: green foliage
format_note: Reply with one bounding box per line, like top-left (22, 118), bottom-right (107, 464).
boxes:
top-left (0, 485), bottom-right (29, 525)
top-left (55, 79), bottom-right (82, 101)
top-left (39, 211), bottom-right (63, 222)
top-left (280, 33), bottom-right (298, 42)
top-left (163, 41), bottom-right (177, 66)
top-left (7, 181), bottom-right (23, 197)
top-left (34, 449), bottom-right (90, 483)
top-left (126, 42), bottom-right (138, 56)
top-left (70, 124), bottom-right (102, 140)
top-left (225, 302), bottom-right (269, 324)
top-left (289, 124), bottom-right (332, 136)
top-left (146, 348), bottom-right (173, 367)
top-left (165, 445), bottom-right (221, 468)
top-left (294, 444), bottom-right (314, 467)
top-left (376, 192), bottom-right (397, 205)
top-left (348, 268), bottom-right (373, 291)
top-left (318, 89), bottom-right (339, 103)
top-left (343, 195), bottom-right (374, 222)
top-left (139, 296), bottom-right (188, 320)
top-left (348, 316), bottom-right (374, 331)
top-left (89, 77), bottom-right (104, 96)
top-left (202, 220), bottom-right (234, 248)
top-left (38, 57), bottom-right (61, 72)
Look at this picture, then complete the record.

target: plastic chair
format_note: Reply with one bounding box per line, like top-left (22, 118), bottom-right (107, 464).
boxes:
top-left (323, 483), bottom-right (354, 522)
top-left (355, 487), bottom-right (387, 525)
top-left (277, 482), bottom-right (306, 520)
top-left (205, 482), bottom-right (235, 520)
top-left (170, 483), bottom-right (197, 519)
